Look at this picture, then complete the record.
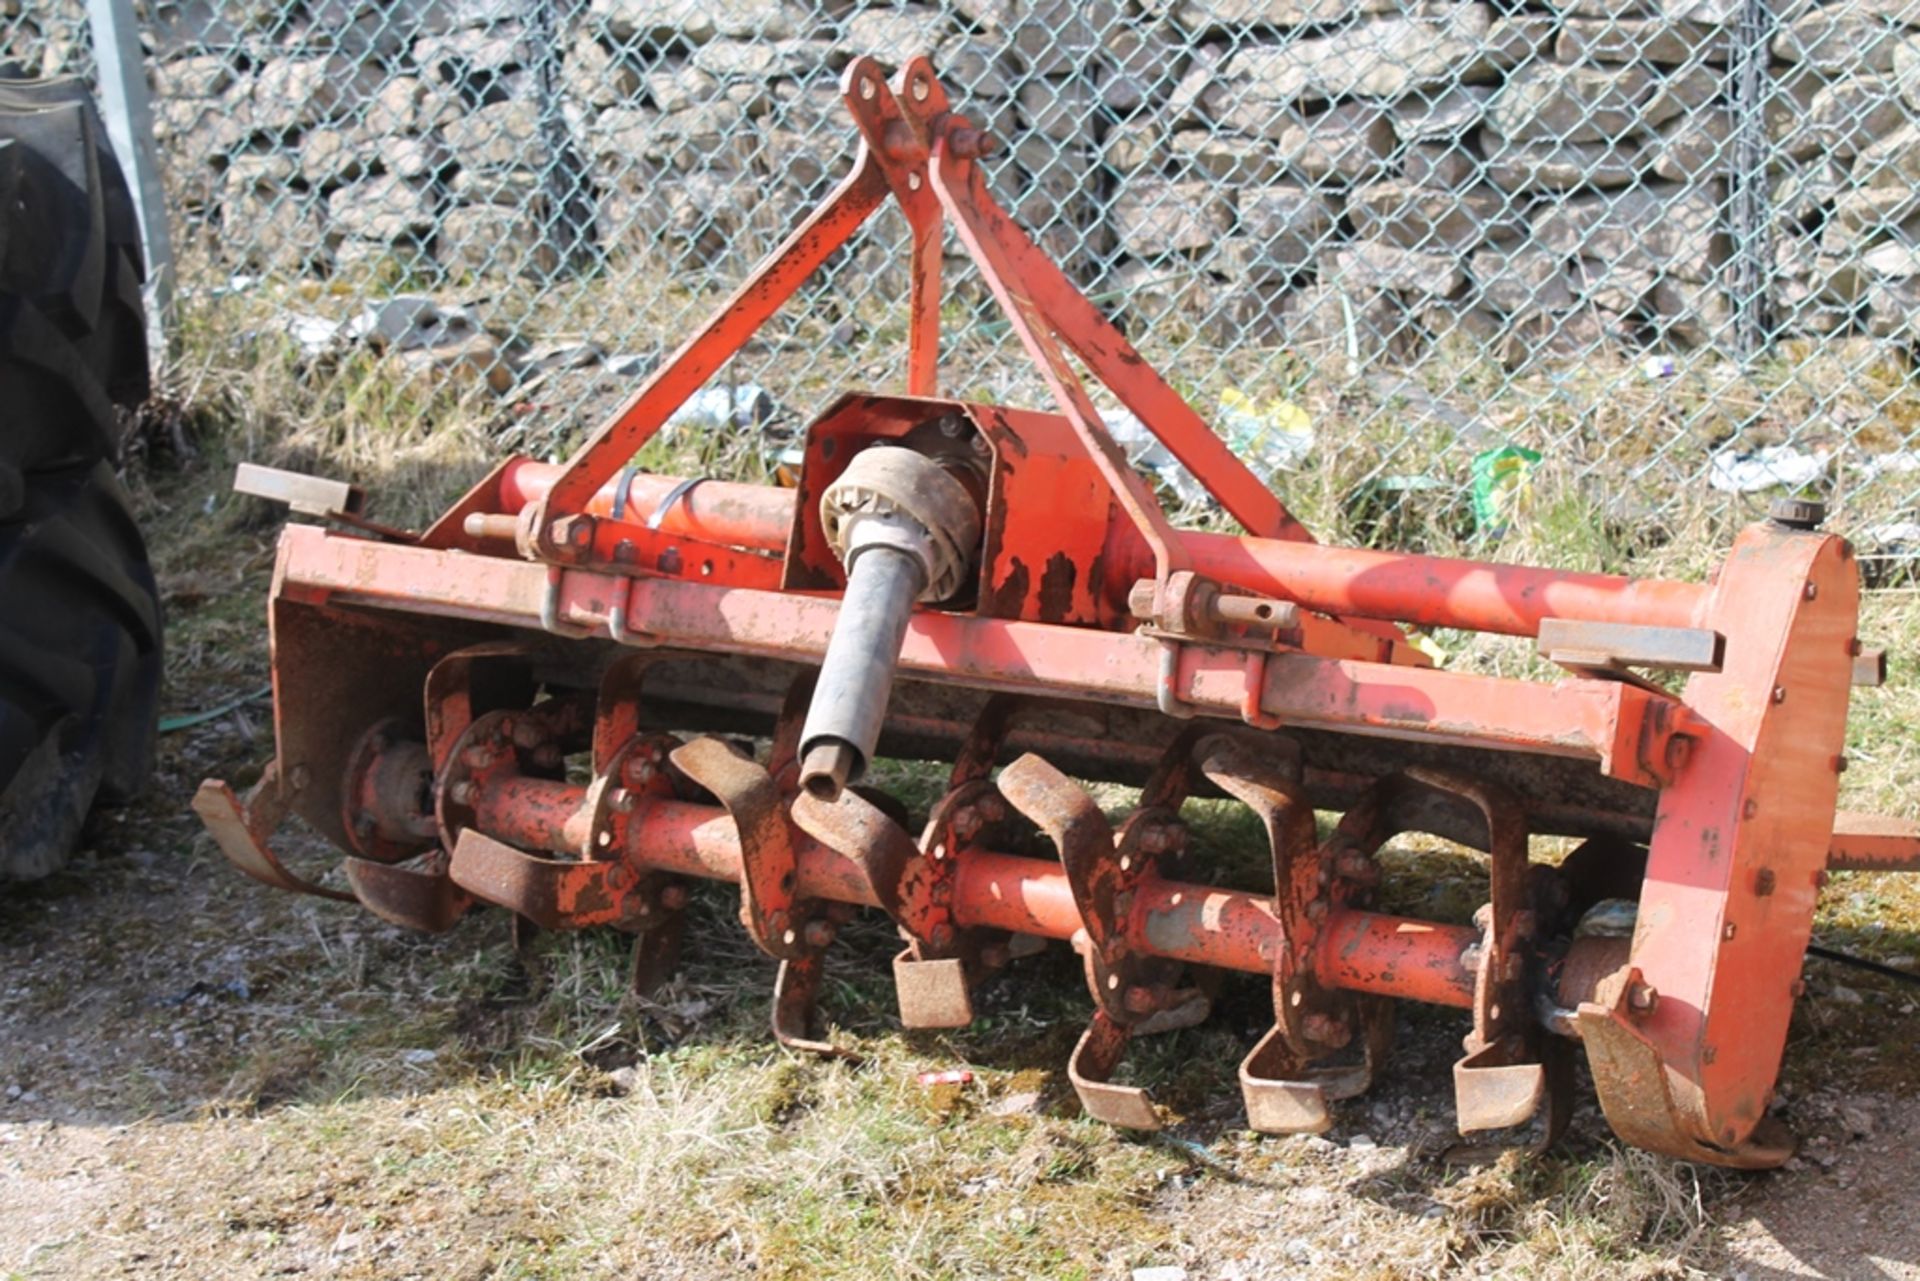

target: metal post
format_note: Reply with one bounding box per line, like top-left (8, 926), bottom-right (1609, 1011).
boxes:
top-left (84, 0), bottom-right (173, 359)
top-left (1729, 0), bottom-right (1774, 359)
top-left (523, 0), bottom-right (597, 277)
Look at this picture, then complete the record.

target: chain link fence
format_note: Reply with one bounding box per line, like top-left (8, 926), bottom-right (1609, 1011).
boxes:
top-left (10, 1), bottom-right (1920, 565)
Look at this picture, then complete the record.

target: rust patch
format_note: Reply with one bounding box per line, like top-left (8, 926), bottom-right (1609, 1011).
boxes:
top-left (1038, 552), bottom-right (1078, 623)
top-left (571, 875), bottom-right (617, 917)
top-left (991, 557), bottom-right (1031, 617)
top-left (1700, 825), bottom-right (1722, 864)
top-left (981, 407), bottom-right (1030, 458)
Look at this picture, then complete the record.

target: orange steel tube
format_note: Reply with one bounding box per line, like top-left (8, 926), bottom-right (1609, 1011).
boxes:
top-left (1171, 531), bottom-right (1709, 638)
top-left (501, 458), bottom-right (797, 552)
top-left (469, 781), bottom-right (1477, 1008)
top-left (496, 460), bottom-right (1707, 638)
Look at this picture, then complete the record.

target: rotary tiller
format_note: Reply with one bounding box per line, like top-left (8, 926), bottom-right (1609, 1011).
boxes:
top-left (195, 56), bottom-right (1919, 1167)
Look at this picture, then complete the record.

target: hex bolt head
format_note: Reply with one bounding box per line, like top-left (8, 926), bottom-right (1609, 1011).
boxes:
top-left (929, 922), bottom-right (955, 949)
top-left (1627, 981), bottom-right (1660, 1014)
top-left (1124, 985), bottom-right (1159, 1015)
top-left (950, 807), bottom-right (980, 841)
top-left (448, 780), bottom-right (476, 806)
top-left (803, 919), bottom-right (837, 950)
top-left (659, 884), bottom-right (690, 911)
top-left (611, 787), bottom-right (636, 814)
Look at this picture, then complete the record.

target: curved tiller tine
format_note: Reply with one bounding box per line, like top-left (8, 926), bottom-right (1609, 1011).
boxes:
top-left (1000, 752), bottom-right (1196, 1131)
top-left (344, 852), bottom-right (474, 934)
top-left (1352, 767), bottom-right (1564, 1157)
top-left (671, 735), bottom-right (856, 1060)
top-left (792, 780), bottom-right (985, 1029)
top-left (1407, 770), bottom-right (1562, 1148)
top-left (1197, 735), bottom-right (1392, 1134)
top-left (193, 764), bottom-right (356, 903)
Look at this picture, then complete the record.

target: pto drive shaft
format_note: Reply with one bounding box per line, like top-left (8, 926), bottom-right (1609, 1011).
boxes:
top-left (799, 446), bottom-right (981, 799)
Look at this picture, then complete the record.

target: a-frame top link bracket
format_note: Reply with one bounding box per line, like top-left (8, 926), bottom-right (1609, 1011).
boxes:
top-left (521, 54), bottom-right (1328, 627)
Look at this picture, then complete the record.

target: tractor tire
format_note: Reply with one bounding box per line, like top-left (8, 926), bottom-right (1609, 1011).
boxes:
top-left (0, 75), bottom-right (162, 882)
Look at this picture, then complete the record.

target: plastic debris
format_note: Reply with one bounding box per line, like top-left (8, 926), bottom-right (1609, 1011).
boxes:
top-left (1860, 451), bottom-right (1920, 481)
top-left (1470, 444), bottom-right (1541, 535)
top-left (276, 311), bottom-right (341, 358)
top-left (1641, 353), bottom-right (1677, 379)
top-left (916, 1069), bottom-right (973, 1088)
top-left (665, 384), bottom-right (779, 434)
top-left (1861, 519), bottom-right (1920, 587)
top-left (345, 295), bottom-right (487, 351)
top-left (1101, 391), bottom-right (1313, 511)
top-left (1217, 387), bottom-right (1314, 474)
top-left (1869, 520), bottom-right (1920, 544)
top-left (1102, 406), bottom-right (1209, 508)
top-left (515, 341), bottom-right (606, 376)
top-left (1707, 443), bottom-right (1830, 494)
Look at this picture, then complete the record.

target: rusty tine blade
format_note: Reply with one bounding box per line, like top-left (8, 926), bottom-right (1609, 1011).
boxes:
top-left (343, 856), bottom-right (473, 934)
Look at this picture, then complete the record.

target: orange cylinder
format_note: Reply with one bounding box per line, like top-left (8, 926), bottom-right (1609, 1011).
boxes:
top-left (501, 459), bottom-right (1706, 639)
top-left (469, 782), bottom-right (1476, 1008)
top-left (501, 459), bottom-right (795, 552)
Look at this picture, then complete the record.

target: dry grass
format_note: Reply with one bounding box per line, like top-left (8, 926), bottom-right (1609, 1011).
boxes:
top-left (4, 287), bottom-right (1919, 1280)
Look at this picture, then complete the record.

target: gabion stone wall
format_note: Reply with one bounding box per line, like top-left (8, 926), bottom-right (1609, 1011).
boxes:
top-left (140, 0), bottom-right (1920, 369)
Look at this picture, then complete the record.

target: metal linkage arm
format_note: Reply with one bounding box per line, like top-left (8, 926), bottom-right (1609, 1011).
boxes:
top-left (522, 135), bottom-right (890, 559)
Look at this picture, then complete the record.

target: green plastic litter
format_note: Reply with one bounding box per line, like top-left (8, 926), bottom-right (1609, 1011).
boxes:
top-left (1471, 444), bottom-right (1542, 535)
top-left (159, 683), bottom-right (272, 734)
